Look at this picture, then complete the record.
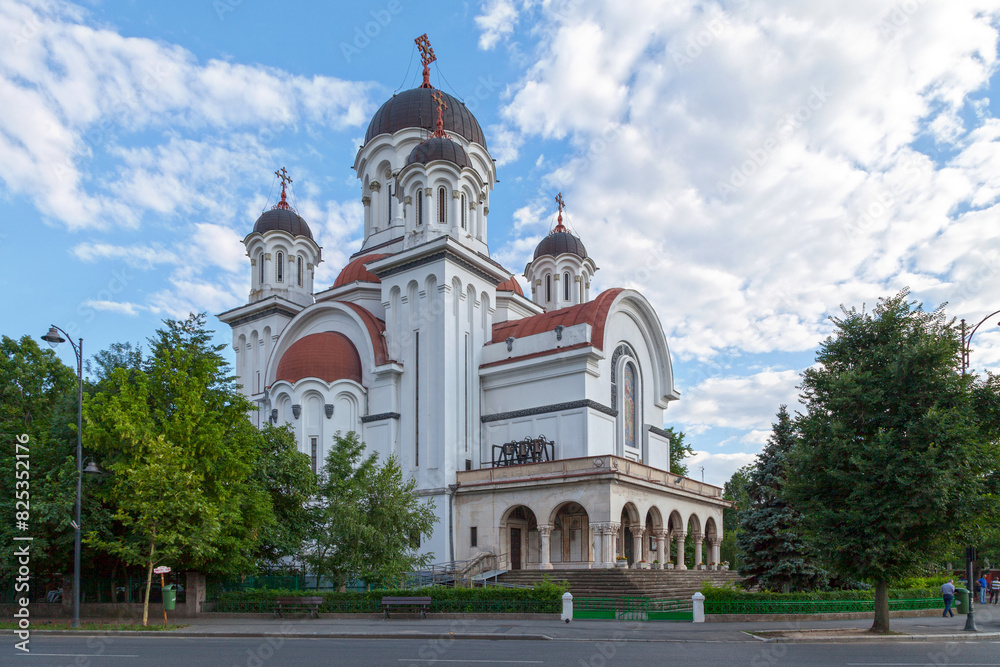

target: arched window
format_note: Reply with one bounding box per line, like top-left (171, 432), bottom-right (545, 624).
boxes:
top-left (624, 362), bottom-right (637, 449)
top-left (276, 252), bottom-right (284, 283)
top-left (417, 190), bottom-right (423, 225)
top-left (563, 272), bottom-right (571, 301)
top-left (258, 253), bottom-right (264, 285)
top-left (545, 274), bottom-right (552, 303)
top-left (438, 186), bottom-right (447, 224)
top-left (297, 254), bottom-right (304, 287)
top-left (461, 193), bottom-right (467, 229)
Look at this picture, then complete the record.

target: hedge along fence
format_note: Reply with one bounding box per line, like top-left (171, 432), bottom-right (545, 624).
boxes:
top-left (206, 581), bottom-right (569, 614)
top-left (699, 582), bottom-right (943, 615)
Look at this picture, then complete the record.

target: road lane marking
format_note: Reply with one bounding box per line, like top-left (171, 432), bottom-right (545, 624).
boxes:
top-left (17, 654), bottom-right (138, 658)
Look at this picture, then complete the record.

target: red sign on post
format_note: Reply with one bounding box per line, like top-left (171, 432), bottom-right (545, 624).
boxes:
top-left (153, 566), bottom-right (171, 574)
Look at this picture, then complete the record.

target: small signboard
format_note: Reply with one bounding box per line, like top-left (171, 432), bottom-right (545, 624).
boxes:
top-left (153, 566), bottom-right (171, 574)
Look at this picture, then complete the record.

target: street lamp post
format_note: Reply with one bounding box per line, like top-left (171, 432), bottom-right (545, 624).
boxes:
top-left (958, 310), bottom-right (1000, 633)
top-left (40, 325), bottom-right (83, 629)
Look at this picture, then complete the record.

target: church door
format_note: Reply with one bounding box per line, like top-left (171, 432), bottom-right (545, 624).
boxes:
top-left (624, 529), bottom-right (634, 563)
top-left (511, 528), bottom-right (522, 570)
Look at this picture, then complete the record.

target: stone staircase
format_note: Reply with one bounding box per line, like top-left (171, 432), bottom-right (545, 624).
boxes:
top-left (497, 568), bottom-right (742, 600)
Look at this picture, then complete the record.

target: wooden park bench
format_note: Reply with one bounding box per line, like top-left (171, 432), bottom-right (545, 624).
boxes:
top-left (273, 596), bottom-right (324, 619)
top-left (381, 596), bottom-right (432, 619)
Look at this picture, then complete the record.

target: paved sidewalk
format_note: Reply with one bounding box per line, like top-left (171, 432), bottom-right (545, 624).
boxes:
top-left (10, 613), bottom-right (1000, 643)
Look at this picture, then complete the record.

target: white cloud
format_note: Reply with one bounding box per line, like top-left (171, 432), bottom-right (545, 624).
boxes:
top-left (0, 0), bottom-right (376, 230)
top-left (81, 299), bottom-right (143, 316)
top-left (686, 450), bottom-right (757, 488)
top-left (475, 0), bottom-right (519, 50)
top-left (667, 369), bottom-right (802, 435)
top-left (486, 0), bottom-right (1000, 366)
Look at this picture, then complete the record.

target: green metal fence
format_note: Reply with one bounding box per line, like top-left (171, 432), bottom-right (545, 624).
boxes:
top-left (572, 597), bottom-right (693, 622)
top-left (1, 576), bottom-right (186, 605)
top-left (202, 598), bottom-right (559, 614)
top-left (704, 597), bottom-right (941, 615)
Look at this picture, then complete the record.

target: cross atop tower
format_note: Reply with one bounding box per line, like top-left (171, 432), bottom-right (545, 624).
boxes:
top-left (431, 90), bottom-right (448, 138)
top-left (415, 34), bottom-right (436, 89)
top-left (554, 192), bottom-right (567, 232)
top-left (273, 167), bottom-right (293, 211)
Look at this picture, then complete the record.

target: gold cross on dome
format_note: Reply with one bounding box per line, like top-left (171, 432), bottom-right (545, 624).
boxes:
top-left (555, 192), bottom-right (565, 215)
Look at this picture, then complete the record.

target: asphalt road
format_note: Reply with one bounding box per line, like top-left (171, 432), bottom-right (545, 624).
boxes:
top-left (8, 636), bottom-right (1000, 667)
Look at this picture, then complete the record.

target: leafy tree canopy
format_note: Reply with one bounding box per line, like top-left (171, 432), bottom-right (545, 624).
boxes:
top-left (665, 427), bottom-right (695, 477)
top-left (785, 290), bottom-right (1000, 632)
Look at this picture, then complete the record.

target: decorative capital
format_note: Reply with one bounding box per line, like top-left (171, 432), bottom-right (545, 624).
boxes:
top-left (362, 196), bottom-right (371, 206)
top-left (674, 531), bottom-right (687, 540)
top-left (291, 404), bottom-right (301, 419)
top-left (629, 525), bottom-right (645, 537)
top-left (369, 180), bottom-right (381, 192)
top-left (537, 524), bottom-right (553, 537)
top-left (692, 532), bottom-right (704, 542)
top-left (404, 195), bottom-right (412, 205)
top-left (452, 189), bottom-right (461, 199)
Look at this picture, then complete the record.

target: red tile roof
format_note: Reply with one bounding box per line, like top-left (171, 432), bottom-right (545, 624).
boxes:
top-left (275, 332), bottom-right (362, 384)
top-left (332, 253), bottom-right (391, 289)
top-left (496, 276), bottom-right (524, 296)
top-left (490, 288), bottom-right (623, 351)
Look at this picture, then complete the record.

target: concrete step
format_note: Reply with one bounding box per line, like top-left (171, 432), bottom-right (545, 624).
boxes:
top-left (497, 568), bottom-right (742, 600)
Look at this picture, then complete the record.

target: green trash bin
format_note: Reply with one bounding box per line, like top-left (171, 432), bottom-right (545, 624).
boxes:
top-left (162, 584), bottom-right (177, 611)
top-left (955, 587), bottom-right (969, 614)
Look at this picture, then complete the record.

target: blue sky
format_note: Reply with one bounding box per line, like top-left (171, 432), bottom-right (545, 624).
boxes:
top-left (6, 0), bottom-right (1000, 486)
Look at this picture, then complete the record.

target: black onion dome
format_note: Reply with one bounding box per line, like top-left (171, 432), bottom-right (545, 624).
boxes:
top-left (252, 208), bottom-right (313, 240)
top-left (406, 136), bottom-right (470, 169)
top-left (365, 88), bottom-right (487, 148)
top-left (533, 231), bottom-right (588, 260)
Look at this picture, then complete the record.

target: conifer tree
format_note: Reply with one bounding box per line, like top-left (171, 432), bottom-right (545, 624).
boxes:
top-left (737, 405), bottom-right (826, 592)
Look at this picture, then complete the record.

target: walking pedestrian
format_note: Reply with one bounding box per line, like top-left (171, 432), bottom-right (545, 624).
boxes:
top-left (978, 574), bottom-right (988, 605)
top-left (992, 577), bottom-right (1000, 604)
top-left (942, 579), bottom-right (956, 617)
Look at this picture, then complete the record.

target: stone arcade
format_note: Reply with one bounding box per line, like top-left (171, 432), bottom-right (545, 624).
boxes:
top-left (218, 38), bottom-right (727, 571)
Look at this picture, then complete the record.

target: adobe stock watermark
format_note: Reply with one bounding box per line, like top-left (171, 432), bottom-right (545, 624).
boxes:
top-left (234, 623), bottom-right (294, 667)
top-left (670, 0), bottom-right (750, 71)
top-left (13, 433), bottom-right (32, 654)
top-left (550, 122), bottom-right (624, 189)
top-left (716, 83), bottom-right (833, 199)
top-left (340, 0), bottom-right (408, 64)
top-left (877, 0), bottom-right (928, 40)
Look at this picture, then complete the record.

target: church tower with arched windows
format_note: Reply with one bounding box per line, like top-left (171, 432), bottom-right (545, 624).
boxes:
top-left (219, 35), bottom-right (727, 572)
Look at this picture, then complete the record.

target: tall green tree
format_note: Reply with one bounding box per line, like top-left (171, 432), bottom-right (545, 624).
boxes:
top-left (85, 314), bottom-right (277, 575)
top-left (665, 427), bottom-right (695, 477)
top-left (737, 406), bottom-right (826, 592)
top-left (720, 464), bottom-right (752, 568)
top-left (89, 433), bottom-right (219, 625)
top-left (0, 335), bottom-right (112, 578)
top-left (786, 291), bottom-right (1000, 633)
top-left (308, 431), bottom-right (437, 589)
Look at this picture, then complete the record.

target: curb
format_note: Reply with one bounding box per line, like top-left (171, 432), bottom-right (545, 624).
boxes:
top-left (0, 629), bottom-right (553, 641)
top-left (746, 631), bottom-right (1000, 643)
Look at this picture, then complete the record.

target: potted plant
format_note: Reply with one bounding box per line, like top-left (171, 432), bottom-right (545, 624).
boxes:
top-left (635, 559), bottom-right (649, 570)
top-left (666, 560), bottom-right (674, 570)
top-left (652, 559), bottom-right (662, 570)
top-left (708, 562), bottom-right (717, 571)
top-left (721, 561), bottom-right (730, 571)
top-left (616, 556), bottom-right (628, 569)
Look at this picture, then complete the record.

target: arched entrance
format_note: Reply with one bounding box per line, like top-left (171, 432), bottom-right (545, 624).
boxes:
top-left (645, 507), bottom-right (664, 563)
top-left (620, 503), bottom-right (640, 564)
top-left (550, 502), bottom-right (591, 566)
top-left (501, 505), bottom-right (538, 570)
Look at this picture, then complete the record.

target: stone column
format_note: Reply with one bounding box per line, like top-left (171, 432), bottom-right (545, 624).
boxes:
top-left (656, 530), bottom-right (667, 565)
top-left (693, 531), bottom-right (704, 568)
top-left (591, 523), bottom-right (604, 568)
top-left (710, 537), bottom-right (722, 565)
top-left (607, 522), bottom-right (620, 567)
top-left (451, 190), bottom-right (461, 232)
top-left (630, 526), bottom-right (644, 565)
top-left (538, 524), bottom-right (554, 570)
top-left (675, 531), bottom-right (688, 570)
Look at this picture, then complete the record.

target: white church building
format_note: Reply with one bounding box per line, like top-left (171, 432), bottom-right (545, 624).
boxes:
top-left (218, 38), bottom-right (727, 572)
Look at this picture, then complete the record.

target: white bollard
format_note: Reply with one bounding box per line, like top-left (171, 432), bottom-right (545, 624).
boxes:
top-left (561, 591), bottom-right (573, 623)
top-left (692, 592), bottom-right (705, 623)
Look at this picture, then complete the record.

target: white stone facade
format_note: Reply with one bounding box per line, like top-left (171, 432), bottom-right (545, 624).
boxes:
top-left (218, 73), bottom-right (726, 569)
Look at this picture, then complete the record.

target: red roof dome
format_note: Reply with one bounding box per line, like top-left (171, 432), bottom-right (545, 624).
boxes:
top-left (497, 276), bottom-right (524, 296)
top-left (333, 253), bottom-right (391, 289)
top-left (275, 332), bottom-right (362, 385)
